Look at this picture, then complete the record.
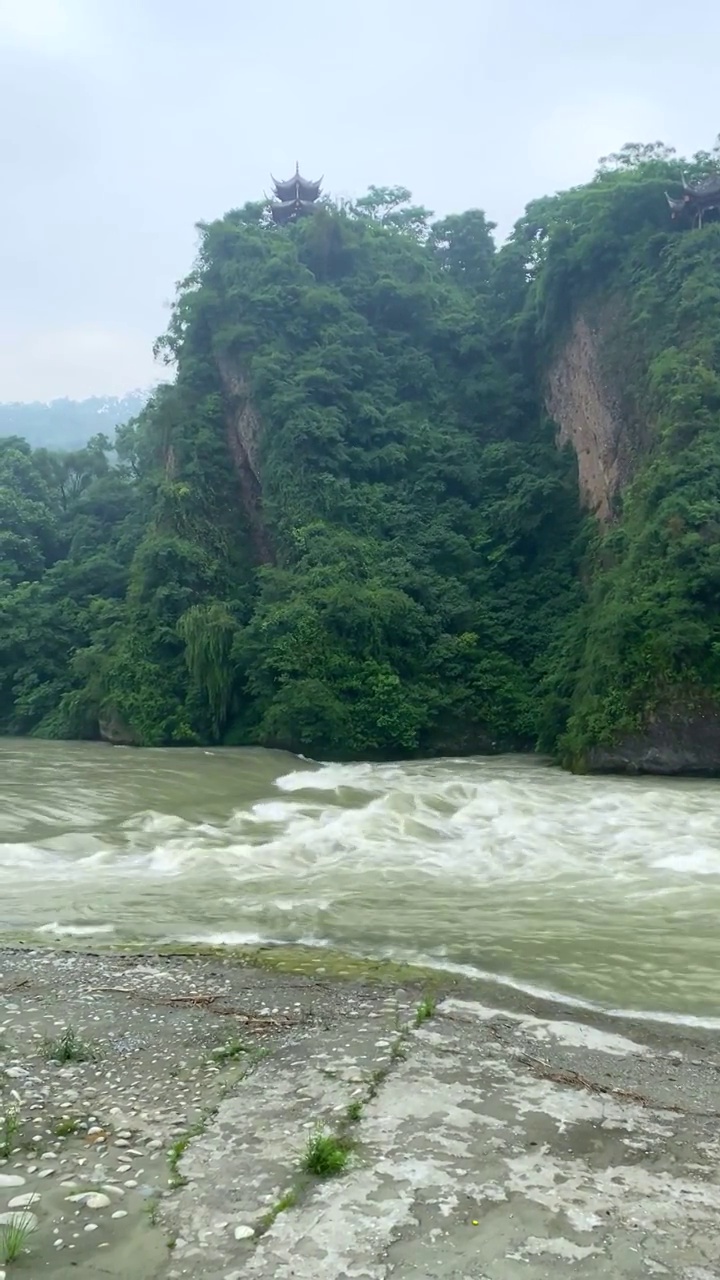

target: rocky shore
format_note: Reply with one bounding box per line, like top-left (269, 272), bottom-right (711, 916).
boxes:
top-left (1, 946), bottom-right (719, 1279)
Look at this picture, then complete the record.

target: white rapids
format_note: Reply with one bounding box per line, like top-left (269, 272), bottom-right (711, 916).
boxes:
top-left (1, 739), bottom-right (720, 1024)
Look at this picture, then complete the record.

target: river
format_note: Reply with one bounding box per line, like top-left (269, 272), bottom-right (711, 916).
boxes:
top-left (2, 738), bottom-right (720, 1026)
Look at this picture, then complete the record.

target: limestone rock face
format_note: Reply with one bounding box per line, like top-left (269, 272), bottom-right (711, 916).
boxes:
top-left (546, 307), bottom-right (641, 522)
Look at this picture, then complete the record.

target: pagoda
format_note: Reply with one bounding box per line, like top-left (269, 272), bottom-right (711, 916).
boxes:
top-left (666, 174), bottom-right (720, 229)
top-left (269, 164), bottom-right (322, 224)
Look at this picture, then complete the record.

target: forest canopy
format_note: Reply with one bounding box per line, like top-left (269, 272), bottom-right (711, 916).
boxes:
top-left (2, 139), bottom-right (719, 768)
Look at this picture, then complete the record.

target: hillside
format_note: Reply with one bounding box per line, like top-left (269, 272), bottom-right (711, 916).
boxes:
top-left (2, 147), bottom-right (720, 772)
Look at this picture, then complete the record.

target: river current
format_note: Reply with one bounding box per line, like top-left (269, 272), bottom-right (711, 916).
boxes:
top-left (1, 738), bottom-right (719, 1026)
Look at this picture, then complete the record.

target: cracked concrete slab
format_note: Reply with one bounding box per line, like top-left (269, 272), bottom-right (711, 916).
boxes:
top-left (163, 997), bottom-right (720, 1279)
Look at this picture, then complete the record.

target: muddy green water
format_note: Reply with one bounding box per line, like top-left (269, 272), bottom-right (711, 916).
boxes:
top-left (2, 739), bottom-right (720, 1024)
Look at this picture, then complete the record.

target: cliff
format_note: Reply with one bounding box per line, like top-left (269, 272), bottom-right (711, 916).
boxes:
top-left (533, 157), bottom-right (720, 774)
top-left (80, 196), bottom-right (581, 757)
top-left (545, 306), bottom-right (640, 523)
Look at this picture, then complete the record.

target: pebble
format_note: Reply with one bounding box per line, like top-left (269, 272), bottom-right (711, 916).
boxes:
top-left (101, 1185), bottom-right (125, 1199)
top-left (38, 1169), bottom-right (55, 1179)
top-left (114, 1138), bottom-right (130, 1148)
top-left (86, 1193), bottom-right (112, 1209)
top-left (234, 1225), bottom-right (255, 1241)
top-left (0, 1175), bottom-right (25, 1187)
top-left (84, 1223), bottom-right (99, 1232)
top-left (111, 1210), bottom-right (128, 1219)
top-left (8, 1193), bottom-right (40, 1209)
top-left (123, 1180), bottom-right (138, 1188)
top-left (66, 1192), bottom-right (111, 1208)
top-left (146, 1139), bottom-right (163, 1151)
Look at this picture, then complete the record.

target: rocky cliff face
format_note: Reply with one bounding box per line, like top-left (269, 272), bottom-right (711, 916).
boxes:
top-left (216, 355), bottom-right (274, 565)
top-left (586, 699), bottom-right (720, 776)
top-left (545, 307), bottom-right (638, 522)
top-left (547, 307), bottom-right (720, 775)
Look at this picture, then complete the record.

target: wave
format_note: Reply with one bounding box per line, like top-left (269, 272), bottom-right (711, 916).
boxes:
top-left (3, 748), bottom-right (720, 1023)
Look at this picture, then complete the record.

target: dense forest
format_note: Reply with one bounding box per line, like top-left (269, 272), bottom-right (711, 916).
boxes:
top-left (2, 140), bottom-right (719, 770)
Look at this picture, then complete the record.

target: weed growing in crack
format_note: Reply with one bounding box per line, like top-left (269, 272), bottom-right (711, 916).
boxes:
top-left (346, 1099), bottom-right (363, 1122)
top-left (145, 1199), bottom-right (160, 1226)
top-left (42, 1026), bottom-right (97, 1064)
top-left (166, 1112), bottom-right (212, 1189)
top-left (390, 1034), bottom-right (408, 1061)
top-left (302, 1129), bottom-right (351, 1177)
top-left (54, 1116), bottom-right (80, 1137)
top-left (0, 1107), bottom-right (20, 1158)
top-left (167, 1134), bottom-right (190, 1188)
top-left (366, 1066), bottom-right (385, 1100)
top-left (211, 1038), bottom-right (248, 1065)
top-left (261, 1187), bottom-right (297, 1229)
top-left (415, 995), bottom-right (436, 1027)
top-left (0, 1212), bottom-right (35, 1263)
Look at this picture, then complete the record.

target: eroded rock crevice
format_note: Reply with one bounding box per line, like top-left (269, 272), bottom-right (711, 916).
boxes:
top-left (217, 355), bottom-right (274, 565)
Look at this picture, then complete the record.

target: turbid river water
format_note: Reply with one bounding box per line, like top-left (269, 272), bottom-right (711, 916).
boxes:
top-left (2, 738), bottom-right (720, 1026)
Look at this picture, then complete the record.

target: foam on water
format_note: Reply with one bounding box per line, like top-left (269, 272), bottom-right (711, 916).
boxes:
top-left (2, 740), bottom-right (720, 1023)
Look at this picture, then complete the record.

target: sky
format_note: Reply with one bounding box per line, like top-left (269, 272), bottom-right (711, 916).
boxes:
top-left (1, 0), bottom-right (719, 402)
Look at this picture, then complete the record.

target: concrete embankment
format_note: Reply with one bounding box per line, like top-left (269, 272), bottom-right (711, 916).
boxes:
top-left (1, 947), bottom-right (719, 1278)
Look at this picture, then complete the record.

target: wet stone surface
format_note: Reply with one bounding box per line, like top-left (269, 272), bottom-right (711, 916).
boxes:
top-left (2, 948), bottom-right (720, 1279)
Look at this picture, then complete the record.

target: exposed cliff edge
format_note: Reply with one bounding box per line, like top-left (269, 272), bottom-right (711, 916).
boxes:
top-left (216, 355), bottom-right (274, 565)
top-left (545, 309), bottom-right (637, 522)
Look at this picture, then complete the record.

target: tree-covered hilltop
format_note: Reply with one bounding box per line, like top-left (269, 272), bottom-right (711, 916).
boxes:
top-left (0, 186), bottom-right (583, 755)
top-left (2, 145), bottom-right (720, 771)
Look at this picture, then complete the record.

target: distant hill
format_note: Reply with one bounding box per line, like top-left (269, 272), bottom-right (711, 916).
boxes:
top-left (0, 392), bottom-right (149, 450)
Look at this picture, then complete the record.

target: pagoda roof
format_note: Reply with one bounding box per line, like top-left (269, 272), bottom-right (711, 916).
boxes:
top-left (682, 172), bottom-right (720, 197)
top-left (269, 198), bottom-right (320, 224)
top-left (271, 163), bottom-right (322, 203)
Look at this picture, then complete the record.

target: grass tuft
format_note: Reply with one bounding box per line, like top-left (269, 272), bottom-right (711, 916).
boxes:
top-left (167, 1134), bottom-right (190, 1188)
top-left (0, 1212), bottom-right (35, 1263)
top-left (415, 995), bottom-right (436, 1027)
top-left (302, 1129), bottom-right (350, 1178)
top-left (42, 1026), bottom-right (97, 1064)
top-left (346, 1099), bottom-right (363, 1123)
top-left (0, 1107), bottom-right (20, 1159)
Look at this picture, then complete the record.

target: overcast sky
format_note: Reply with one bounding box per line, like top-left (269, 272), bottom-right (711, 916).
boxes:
top-left (1, 0), bottom-right (718, 401)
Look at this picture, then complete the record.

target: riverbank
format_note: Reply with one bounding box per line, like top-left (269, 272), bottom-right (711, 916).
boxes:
top-left (1, 946), bottom-right (720, 1278)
